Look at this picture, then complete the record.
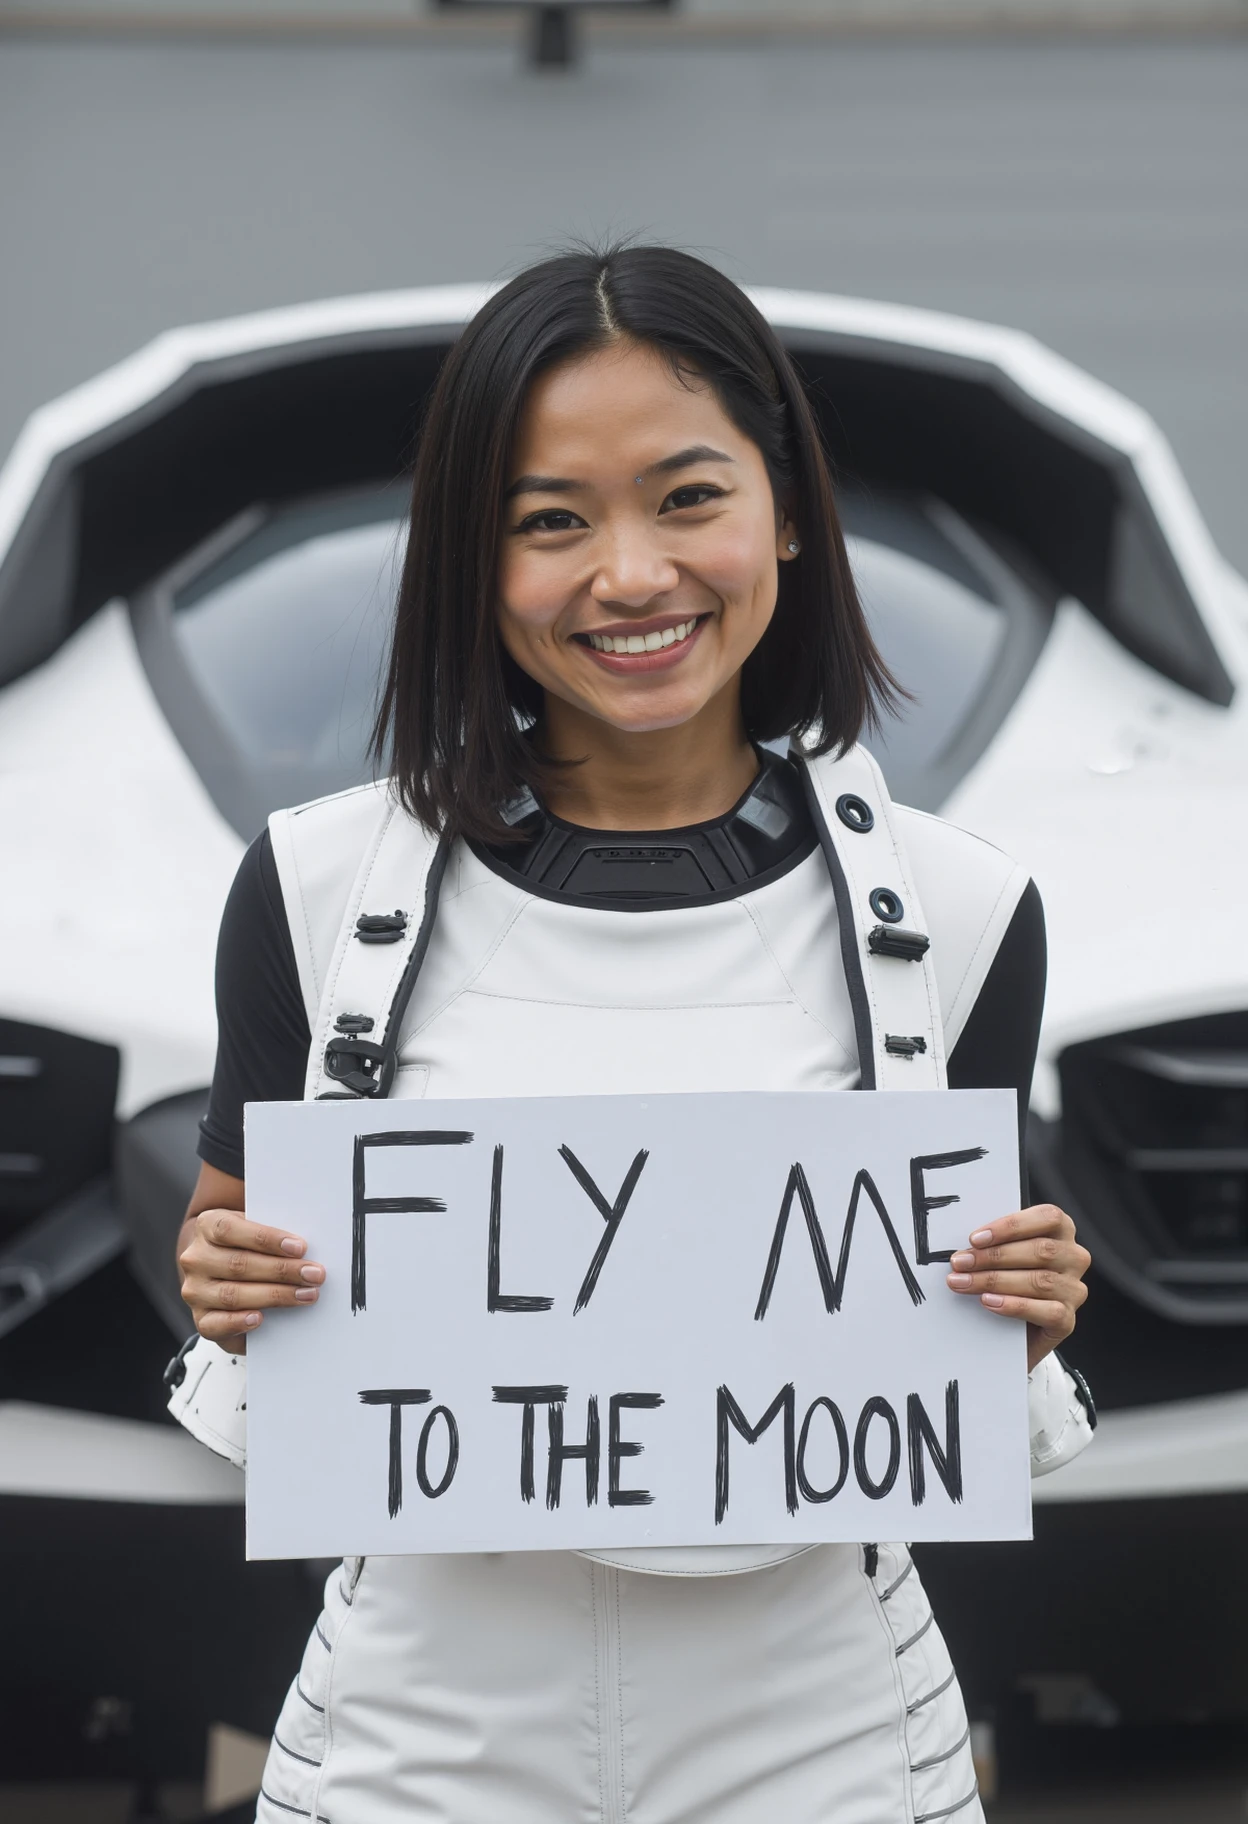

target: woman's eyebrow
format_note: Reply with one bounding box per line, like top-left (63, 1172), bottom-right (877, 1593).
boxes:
top-left (505, 473), bottom-right (580, 500)
top-left (505, 445), bottom-right (734, 500)
top-left (647, 444), bottom-right (734, 477)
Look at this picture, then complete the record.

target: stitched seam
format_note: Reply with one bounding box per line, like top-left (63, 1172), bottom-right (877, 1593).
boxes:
top-left (915, 1783), bottom-right (979, 1822)
top-left (858, 1546), bottom-right (917, 1822)
top-left (310, 1562), bottom-right (363, 1822)
top-left (581, 1544), bottom-right (821, 1576)
top-left (911, 1725), bottom-right (971, 1772)
top-left (592, 1567), bottom-right (606, 1824)
top-left (295, 1681), bottom-right (324, 1715)
top-left (259, 1790), bottom-right (312, 1817)
top-left (908, 1669), bottom-right (957, 1714)
top-left (287, 820), bottom-right (322, 1017)
top-left (1032, 1403), bottom-right (1078, 1465)
top-left (306, 800), bottom-right (396, 1095)
top-left (275, 1734), bottom-right (322, 1768)
top-left (881, 1557), bottom-right (915, 1602)
top-left (740, 896), bottom-right (857, 1069)
top-left (867, 753), bottom-right (944, 1079)
top-left (896, 1611), bottom-right (936, 1656)
top-left (615, 1572), bottom-right (626, 1822)
top-left (399, 891), bottom-right (530, 1043)
top-left (945, 866), bottom-right (1029, 1045)
top-left (455, 987), bottom-right (794, 1012)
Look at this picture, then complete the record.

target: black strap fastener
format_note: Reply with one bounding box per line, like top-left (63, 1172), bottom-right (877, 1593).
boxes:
top-left (1055, 1352), bottom-right (1098, 1431)
top-left (334, 1013), bottom-right (374, 1034)
top-left (324, 1035), bottom-right (393, 1098)
top-left (867, 925), bottom-right (930, 961)
top-left (884, 1034), bottom-right (928, 1059)
top-left (163, 1332), bottom-right (199, 1391)
top-left (355, 911), bottom-right (408, 945)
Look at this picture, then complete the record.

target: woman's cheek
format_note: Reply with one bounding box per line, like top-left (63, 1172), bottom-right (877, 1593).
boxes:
top-left (498, 557), bottom-right (569, 642)
top-left (688, 522), bottom-right (778, 608)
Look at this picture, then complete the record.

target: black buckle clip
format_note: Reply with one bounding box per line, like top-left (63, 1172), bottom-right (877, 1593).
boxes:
top-left (163, 1332), bottom-right (199, 1392)
top-left (355, 911), bottom-right (408, 945)
top-left (324, 1035), bottom-right (393, 1097)
top-left (884, 1034), bottom-right (928, 1058)
top-left (867, 924), bottom-right (930, 961)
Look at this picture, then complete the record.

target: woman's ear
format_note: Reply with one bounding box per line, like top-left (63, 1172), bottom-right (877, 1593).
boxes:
top-left (776, 516), bottom-right (801, 562)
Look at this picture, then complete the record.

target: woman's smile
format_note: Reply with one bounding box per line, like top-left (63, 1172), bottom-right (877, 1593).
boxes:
top-left (574, 611), bottom-right (711, 670)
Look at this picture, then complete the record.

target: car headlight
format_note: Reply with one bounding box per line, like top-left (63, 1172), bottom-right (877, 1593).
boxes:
top-left (1040, 1012), bottom-right (1248, 1324)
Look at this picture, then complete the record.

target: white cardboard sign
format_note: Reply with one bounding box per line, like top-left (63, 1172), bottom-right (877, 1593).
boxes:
top-left (244, 1089), bottom-right (1030, 1559)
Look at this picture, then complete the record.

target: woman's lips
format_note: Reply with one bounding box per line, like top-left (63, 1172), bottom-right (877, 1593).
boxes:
top-left (575, 614), bottom-right (708, 674)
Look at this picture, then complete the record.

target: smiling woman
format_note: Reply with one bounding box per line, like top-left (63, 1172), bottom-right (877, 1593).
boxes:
top-left (175, 244), bottom-right (1094, 1824)
top-left (376, 243), bottom-right (892, 841)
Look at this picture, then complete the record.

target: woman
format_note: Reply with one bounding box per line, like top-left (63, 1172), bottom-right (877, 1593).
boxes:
top-left (175, 245), bottom-right (1094, 1824)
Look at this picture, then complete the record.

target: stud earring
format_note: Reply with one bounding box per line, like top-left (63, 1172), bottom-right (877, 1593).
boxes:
top-left (787, 539), bottom-right (801, 554)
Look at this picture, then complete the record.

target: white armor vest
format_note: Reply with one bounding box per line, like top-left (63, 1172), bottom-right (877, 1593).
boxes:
top-left (171, 744), bottom-right (1094, 1553)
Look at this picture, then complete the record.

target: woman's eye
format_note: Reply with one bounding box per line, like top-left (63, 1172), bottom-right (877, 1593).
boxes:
top-left (660, 485), bottom-right (724, 514)
top-left (517, 509), bottom-right (585, 534)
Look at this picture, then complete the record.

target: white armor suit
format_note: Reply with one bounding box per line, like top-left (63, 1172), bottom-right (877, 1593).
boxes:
top-left (171, 743), bottom-right (1094, 1824)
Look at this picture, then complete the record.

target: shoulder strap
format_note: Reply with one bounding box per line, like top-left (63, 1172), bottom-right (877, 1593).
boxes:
top-left (299, 798), bottom-right (452, 1102)
top-left (799, 743), bottom-right (946, 1091)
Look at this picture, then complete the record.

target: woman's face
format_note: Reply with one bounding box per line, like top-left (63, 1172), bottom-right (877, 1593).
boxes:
top-left (497, 339), bottom-right (797, 737)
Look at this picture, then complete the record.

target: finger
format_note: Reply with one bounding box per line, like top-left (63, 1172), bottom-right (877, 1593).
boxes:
top-left (185, 1277), bottom-right (320, 1314)
top-left (948, 1238), bottom-right (1091, 1275)
top-left (947, 1267), bottom-right (1088, 1303)
top-left (977, 1293), bottom-right (1077, 1338)
top-left (197, 1208), bottom-right (308, 1259)
top-left (965, 1203), bottom-right (1077, 1252)
top-left (198, 1309), bottom-right (262, 1345)
top-left (183, 1246), bottom-right (325, 1288)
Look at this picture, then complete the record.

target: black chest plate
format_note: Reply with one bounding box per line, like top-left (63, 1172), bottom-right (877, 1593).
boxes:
top-left (471, 753), bottom-right (816, 911)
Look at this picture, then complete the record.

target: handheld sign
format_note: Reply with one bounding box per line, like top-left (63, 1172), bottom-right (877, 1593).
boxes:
top-left (244, 1089), bottom-right (1030, 1559)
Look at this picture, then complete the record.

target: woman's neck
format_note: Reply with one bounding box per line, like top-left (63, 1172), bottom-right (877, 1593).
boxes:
top-left (536, 689), bottom-right (759, 832)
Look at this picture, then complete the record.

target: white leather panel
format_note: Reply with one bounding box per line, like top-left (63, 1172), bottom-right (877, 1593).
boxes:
top-left (269, 779), bottom-right (393, 1032)
top-left (893, 806), bottom-right (1030, 1057)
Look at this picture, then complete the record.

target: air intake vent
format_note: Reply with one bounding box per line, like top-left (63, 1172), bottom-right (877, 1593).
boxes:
top-left (1049, 1013), bottom-right (1248, 1324)
top-left (0, 1018), bottom-right (120, 1247)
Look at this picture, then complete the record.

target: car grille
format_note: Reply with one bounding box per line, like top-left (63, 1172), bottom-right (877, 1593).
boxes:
top-left (1042, 1012), bottom-right (1248, 1323)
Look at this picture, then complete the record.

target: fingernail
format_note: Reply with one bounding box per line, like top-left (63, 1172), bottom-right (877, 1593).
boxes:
top-left (243, 1312), bottom-right (261, 1327)
top-left (950, 1252), bottom-right (976, 1270)
top-left (294, 1287), bottom-right (319, 1302)
top-left (981, 1292), bottom-right (1006, 1309)
top-left (299, 1264), bottom-right (324, 1284)
top-left (280, 1237), bottom-right (306, 1256)
top-left (947, 1273), bottom-right (973, 1288)
top-left (970, 1230), bottom-right (994, 1246)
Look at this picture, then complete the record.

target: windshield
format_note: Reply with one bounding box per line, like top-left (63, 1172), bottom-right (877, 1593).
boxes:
top-left (141, 487), bottom-right (1048, 838)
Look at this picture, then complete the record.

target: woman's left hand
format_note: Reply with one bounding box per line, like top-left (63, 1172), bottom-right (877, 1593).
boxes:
top-left (945, 1204), bottom-right (1091, 1373)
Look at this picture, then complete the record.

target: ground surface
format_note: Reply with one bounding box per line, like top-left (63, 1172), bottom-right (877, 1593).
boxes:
top-left (0, 31), bottom-right (1246, 570)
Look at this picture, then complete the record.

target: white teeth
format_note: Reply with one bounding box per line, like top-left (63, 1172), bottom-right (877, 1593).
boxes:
top-left (586, 618), bottom-right (698, 654)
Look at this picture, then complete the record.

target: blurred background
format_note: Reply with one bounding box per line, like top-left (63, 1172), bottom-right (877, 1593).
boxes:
top-left (0, 3), bottom-right (1246, 1820)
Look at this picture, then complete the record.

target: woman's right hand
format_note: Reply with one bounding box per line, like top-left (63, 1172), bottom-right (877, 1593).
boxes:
top-left (178, 1166), bottom-right (325, 1352)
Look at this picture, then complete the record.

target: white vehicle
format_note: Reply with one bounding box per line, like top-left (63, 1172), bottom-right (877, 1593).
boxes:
top-left (1, 287), bottom-right (1246, 1773)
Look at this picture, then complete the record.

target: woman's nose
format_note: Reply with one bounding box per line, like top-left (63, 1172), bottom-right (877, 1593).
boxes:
top-left (589, 527), bottom-right (680, 607)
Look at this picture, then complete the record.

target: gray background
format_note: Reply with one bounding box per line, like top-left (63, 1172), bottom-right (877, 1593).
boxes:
top-left (0, 30), bottom-right (1245, 571)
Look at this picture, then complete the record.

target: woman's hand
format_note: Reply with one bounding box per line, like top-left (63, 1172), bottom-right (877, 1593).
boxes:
top-left (178, 1166), bottom-right (325, 1353)
top-left (945, 1203), bottom-right (1090, 1372)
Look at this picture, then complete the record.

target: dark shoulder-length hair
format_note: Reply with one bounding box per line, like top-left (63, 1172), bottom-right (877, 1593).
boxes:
top-left (375, 242), bottom-right (895, 839)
